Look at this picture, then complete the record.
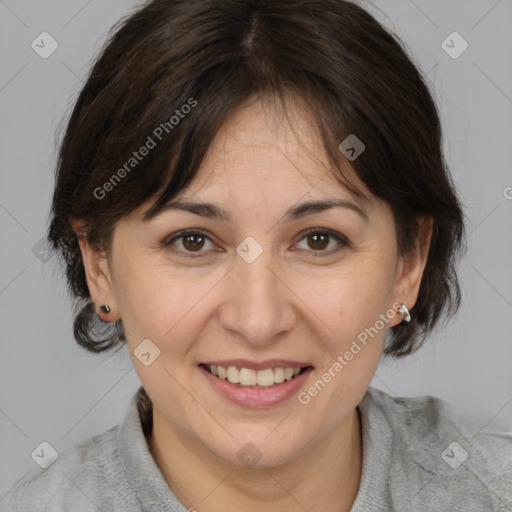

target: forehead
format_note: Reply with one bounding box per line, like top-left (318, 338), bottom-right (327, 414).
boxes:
top-left (185, 98), bottom-right (367, 203)
top-left (131, 97), bottom-right (383, 228)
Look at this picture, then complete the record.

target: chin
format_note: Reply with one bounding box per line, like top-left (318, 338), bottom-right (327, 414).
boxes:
top-left (204, 429), bottom-right (306, 469)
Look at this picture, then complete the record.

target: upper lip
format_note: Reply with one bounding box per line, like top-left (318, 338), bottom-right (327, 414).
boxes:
top-left (201, 359), bottom-right (313, 371)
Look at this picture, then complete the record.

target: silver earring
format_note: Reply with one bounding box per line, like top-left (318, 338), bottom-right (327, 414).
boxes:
top-left (99, 304), bottom-right (111, 313)
top-left (398, 304), bottom-right (411, 323)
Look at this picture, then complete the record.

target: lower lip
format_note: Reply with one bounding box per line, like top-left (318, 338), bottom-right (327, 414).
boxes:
top-left (199, 365), bottom-right (313, 408)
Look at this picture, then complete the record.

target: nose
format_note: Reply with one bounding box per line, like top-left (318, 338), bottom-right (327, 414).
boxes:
top-left (219, 243), bottom-right (297, 347)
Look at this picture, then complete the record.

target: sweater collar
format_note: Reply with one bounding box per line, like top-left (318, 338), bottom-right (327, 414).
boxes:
top-left (118, 385), bottom-right (386, 511)
top-left (117, 386), bottom-right (184, 511)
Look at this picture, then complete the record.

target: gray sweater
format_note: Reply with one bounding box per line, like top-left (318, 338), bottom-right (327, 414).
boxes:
top-left (1, 385), bottom-right (511, 511)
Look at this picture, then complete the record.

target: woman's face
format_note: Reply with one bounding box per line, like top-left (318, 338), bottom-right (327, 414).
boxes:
top-left (85, 99), bottom-right (427, 467)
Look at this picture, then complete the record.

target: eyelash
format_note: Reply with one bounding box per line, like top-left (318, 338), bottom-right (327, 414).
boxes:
top-left (164, 228), bottom-right (350, 259)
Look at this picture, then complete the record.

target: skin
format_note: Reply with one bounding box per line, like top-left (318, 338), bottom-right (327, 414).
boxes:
top-left (74, 97), bottom-right (432, 511)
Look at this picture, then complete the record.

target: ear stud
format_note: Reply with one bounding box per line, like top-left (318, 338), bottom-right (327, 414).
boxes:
top-left (99, 304), bottom-right (111, 313)
top-left (398, 304), bottom-right (411, 323)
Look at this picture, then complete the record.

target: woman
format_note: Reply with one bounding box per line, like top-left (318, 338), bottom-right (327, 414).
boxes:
top-left (1, 0), bottom-right (510, 510)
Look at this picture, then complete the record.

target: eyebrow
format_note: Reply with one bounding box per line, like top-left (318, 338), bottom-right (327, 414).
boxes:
top-left (150, 198), bottom-right (370, 223)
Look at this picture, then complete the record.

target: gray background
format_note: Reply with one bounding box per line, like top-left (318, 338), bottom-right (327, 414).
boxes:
top-left (1, 0), bottom-right (511, 496)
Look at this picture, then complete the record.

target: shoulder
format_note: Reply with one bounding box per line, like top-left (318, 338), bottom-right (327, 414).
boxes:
top-left (0, 424), bottom-right (129, 512)
top-left (365, 386), bottom-right (512, 456)
top-left (360, 387), bottom-right (512, 509)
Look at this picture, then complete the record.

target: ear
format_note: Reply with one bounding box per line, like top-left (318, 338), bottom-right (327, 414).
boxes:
top-left (388, 215), bottom-right (433, 327)
top-left (71, 219), bottom-right (120, 322)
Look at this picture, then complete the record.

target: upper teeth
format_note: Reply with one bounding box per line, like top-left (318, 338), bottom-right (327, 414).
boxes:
top-left (208, 365), bottom-right (302, 387)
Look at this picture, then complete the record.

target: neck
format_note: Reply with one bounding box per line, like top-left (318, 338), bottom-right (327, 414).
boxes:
top-left (147, 408), bottom-right (362, 512)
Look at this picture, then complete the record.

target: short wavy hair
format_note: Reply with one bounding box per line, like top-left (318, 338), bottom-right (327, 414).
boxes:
top-left (47, 0), bottom-right (465, 358)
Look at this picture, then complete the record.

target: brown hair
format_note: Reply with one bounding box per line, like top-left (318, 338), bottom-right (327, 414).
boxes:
top-left (47, 0), bottom-right (465, 358)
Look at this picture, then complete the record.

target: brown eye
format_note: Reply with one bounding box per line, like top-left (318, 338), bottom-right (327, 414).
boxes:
top-left (295, 228), bottom-right (349, 256)
top-left (166, 230), bottom-right (215, 256)
top-left (307, 232), bottom-right (329, 251)
top-left (182, 233), bottom-right (205, 252)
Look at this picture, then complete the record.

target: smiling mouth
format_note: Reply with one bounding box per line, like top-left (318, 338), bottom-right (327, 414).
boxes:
top-left (201, 363), bottom-right (312, 389)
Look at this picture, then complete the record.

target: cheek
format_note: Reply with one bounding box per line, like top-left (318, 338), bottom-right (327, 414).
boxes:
top-left (303, 272), bottom-right (392, 409)
top-left (110, 257), bottom-right (171, 345)
top-left (115, 260), bottom-right (224, 354)
top-left (312, 261), bottom-right (396, 341)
